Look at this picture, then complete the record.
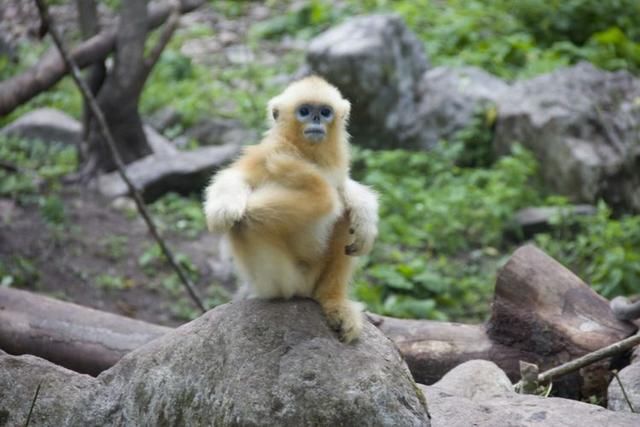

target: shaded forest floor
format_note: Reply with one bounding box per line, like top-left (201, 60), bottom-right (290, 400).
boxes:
top-left (0, 188), bottom-right (232, 326)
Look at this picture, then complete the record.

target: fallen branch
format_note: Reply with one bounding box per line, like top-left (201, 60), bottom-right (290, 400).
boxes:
top-left (34, 0), bottom-right (206, 313)
top-left (613, 370), bottom-right (637, 413)
top-left (0, 0), bottom-right (203, 116)
top-left (538, 333), bottom-right (640, 384)
top-left (0, 287), bottom-right (172, 375)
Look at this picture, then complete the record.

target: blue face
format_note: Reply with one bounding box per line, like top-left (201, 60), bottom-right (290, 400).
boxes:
top-left (295, 103), bottom-right (334, 142)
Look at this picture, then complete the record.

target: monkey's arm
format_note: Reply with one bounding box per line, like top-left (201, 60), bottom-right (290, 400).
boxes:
top-left (245, 155), bottom-right (339, 229)
top-left (342, 179), bottom-right (379, 256)
top-left (203, 168), bottom-right (252, 233)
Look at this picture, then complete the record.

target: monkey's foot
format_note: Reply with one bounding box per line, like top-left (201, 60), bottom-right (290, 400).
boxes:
top-left (322, 300), bottom-right (363, 343)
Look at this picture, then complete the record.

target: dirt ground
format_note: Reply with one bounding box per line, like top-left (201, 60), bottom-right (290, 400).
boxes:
top-left (0, 187), bottom-right (235, 327)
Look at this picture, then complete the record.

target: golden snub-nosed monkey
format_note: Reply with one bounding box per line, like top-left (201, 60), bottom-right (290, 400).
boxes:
top-left (203, 76), bottom-right (378, 343)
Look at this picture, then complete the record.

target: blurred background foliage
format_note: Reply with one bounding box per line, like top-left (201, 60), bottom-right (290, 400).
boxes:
top-left (1, 0), bottom-right (639, 322)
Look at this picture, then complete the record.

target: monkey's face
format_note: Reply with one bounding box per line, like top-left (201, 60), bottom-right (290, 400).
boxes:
top-left (295, 103), bottom-right (334, 143)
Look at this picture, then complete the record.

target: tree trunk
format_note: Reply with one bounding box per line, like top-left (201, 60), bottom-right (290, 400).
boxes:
top-left (85, 0), bottom-right (152, 173)
top-left (0, 0), bottom-right (203, 117)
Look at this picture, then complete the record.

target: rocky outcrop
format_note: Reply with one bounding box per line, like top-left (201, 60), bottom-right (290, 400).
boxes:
top-left (495, 62), bottom-right (640, 212)
top-left (97, 142), bottom-right (240, 202)
top-left (0, 108), bottom-right (81, 145)
top-left (305, 16), bottom-right (509, 150)
top-left (0, 299), bottom-right (430, 426)
top-left (415, 66), bottom-right (508, 148)
top-left (608, 362), bottom-right (640, 413)
top-left (422, 360), bottom-right (640, 427)
top-left (306, 14), bottom-right (429, 149)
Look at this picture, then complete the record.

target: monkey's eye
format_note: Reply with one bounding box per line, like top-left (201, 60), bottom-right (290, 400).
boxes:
top-left (320, 107), bottom-right (333, 118)
top-left (298, 106), bottom-right (310, 117)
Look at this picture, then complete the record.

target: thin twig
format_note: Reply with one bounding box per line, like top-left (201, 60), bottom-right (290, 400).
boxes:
top-left (34, 0), bottom-right (206, 313)
top-left (537, 333), bottom-right (640, 384)
top-left (144, 1), bottom-right (180, 74)
top-left (24, 382), bottom-right (41, 427)
top-left (612, 370), bottom-right (637, 413)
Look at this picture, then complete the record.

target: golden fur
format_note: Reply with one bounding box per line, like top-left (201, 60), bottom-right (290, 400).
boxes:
top-left (203, 76), bottom-right (378, 342)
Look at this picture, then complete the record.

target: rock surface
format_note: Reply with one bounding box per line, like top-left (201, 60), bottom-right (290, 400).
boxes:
top-left (495, 62), bottom-right (640, 212)
top-left (97, 142), bottom-right (240, 202)
top-left (422, 360), bottom-right (640, 427)
top-left (0, 299), bottom-right (430, 426)
top-left (0, 108), bottom-right (82, 145)
top-left (415, 66), bottom-right (508, 148)
top-left (608, 362), bottom-right (640, 413)
top-left (430, 360), bottom-right (512, 401)
top-left (513, 204), bottom-right (597, 238)
top-left (184, 117), bottom-right (258, 147)
top-left (306, 14), bottom-right (429, 149)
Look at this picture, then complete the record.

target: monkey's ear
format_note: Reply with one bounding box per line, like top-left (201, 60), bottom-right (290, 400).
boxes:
top-left (267, 97), bottom-right (280, 125)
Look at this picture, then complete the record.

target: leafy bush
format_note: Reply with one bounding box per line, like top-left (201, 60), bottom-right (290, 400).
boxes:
top-left (0, 135), bottom-right (77, 201)
top-left (535, 202), bottom-right (640, 298)
top-left (350, 0), bottom-right (640, 77)
top-left (351, 143), bottom-right (541, 321)
top-left (149, 192), bottom-right (206, 238)
top-left (503, 0), bottom-right (640, 46)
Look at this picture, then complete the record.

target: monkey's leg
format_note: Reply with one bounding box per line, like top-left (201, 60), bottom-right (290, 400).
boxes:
top-left (313, 216), bottom-right (362, 343)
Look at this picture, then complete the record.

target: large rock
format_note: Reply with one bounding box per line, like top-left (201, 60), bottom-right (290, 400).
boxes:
top-left (415, 66), bottom-right (509, 148)
top-left (306, 14), bottom-right (429, 149)
top-left (513, 204), bottom-right (597, 238)
top-left (495, 62), bottom-right (640, 212)
top-left (0, 299), bottom-right (430, 426)
top-left (184, 117), bottom-right (258, 147)
top-left (422, 360), bottom-right (640, 427)
top-left (608, 362), bottom-right (640, 413)
top-left (98, 143), bottom-right (241, 202)
top-left (0, 108), bottom-right (82, 145)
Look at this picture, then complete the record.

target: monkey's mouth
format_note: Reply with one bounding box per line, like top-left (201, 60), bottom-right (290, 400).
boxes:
top-left (304, 129), bottom-right (326, 142)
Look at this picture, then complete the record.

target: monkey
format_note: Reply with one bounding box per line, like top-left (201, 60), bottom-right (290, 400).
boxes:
top-left (203, 76), bottom-right (378, 343)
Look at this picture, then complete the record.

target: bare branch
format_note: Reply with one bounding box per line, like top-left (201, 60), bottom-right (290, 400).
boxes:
top-left (537, 333), bottom-right (640, 384)
top-left (0, 0), bottom-right (203, 116)
top-left (144, 1), bottom-right (180, 75)
top-left (33, 0), bottom-right (206, 313)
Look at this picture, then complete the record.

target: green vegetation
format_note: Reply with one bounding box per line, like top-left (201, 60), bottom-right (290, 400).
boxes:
top-left (150, 193), bottom-right (206, 239)
top-left (351, 140), bottom-right (542, 320)
top-left (0, 135), bottom-right (77, 202)
top-left (536, 203), bottom-right (640, 298)
top-left (354, 0), bottom-right (640, 77)
top-left (0, 256), bottom-right (39, 289)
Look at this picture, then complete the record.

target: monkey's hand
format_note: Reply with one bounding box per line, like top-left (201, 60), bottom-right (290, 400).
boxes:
top-left (342, 179), bottom-right (379, 256)
top-left (203, 169), bottom-right (251, 233)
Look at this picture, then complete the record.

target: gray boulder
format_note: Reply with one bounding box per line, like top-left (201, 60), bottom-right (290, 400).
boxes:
top-left (0, 300), bottom-right (430, 426)
top-left (495, 62), bottom-right (640, 212)
top-left (608, 362), bottom-right (640, 413)
top-left (430, 360), bottom-right (513, 401)
top-left (0, 108), bottom-right (81, 145)
top-left (98, 142), bottom-right (241, 202)
top-left (422, 360), bottom-right (640, 426)
top-left (184, 117), bottom-right (258, 147)
top-left (513, 204), bottom-right (597, 238)
top-left (415, 66), bottom-right (509, 148)
top-left (306, 14), bottom-right (429, 149)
